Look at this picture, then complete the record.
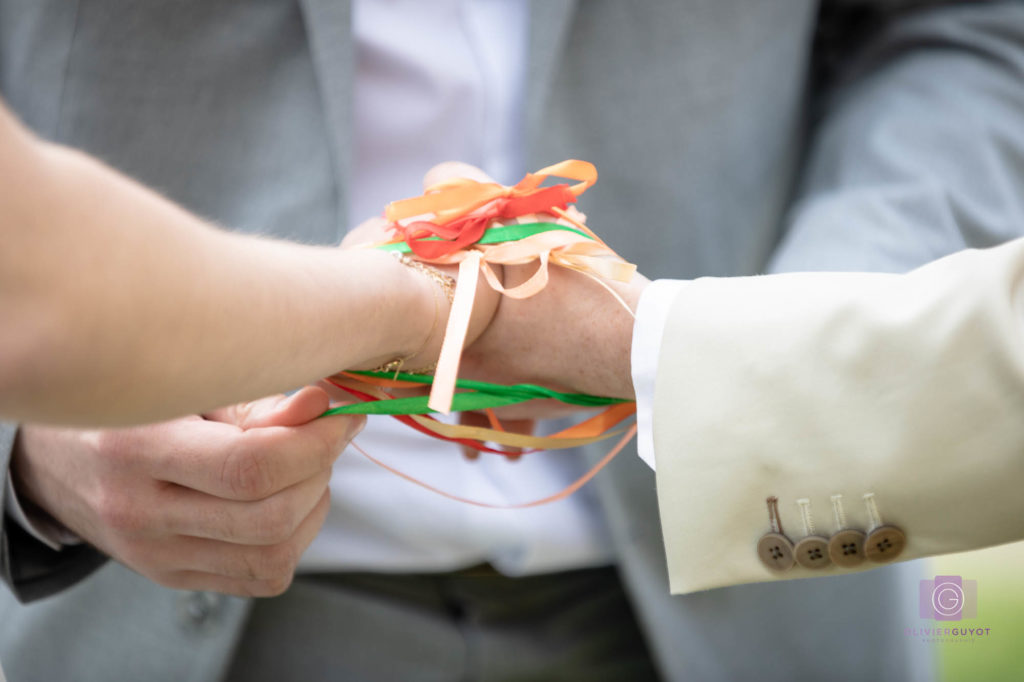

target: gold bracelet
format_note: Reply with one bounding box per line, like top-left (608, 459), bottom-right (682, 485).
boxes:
top-left (369, 253), bottom-right (456, 376)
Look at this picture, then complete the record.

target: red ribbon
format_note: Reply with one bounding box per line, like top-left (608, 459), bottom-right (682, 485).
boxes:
top-left (394, 184), bottom-right (578, 260)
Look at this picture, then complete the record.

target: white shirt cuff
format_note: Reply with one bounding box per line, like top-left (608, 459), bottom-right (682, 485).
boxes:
top-left (4, 473), bottom-right (80, 550)
top-left (631, 279), bottom-right (689, 472)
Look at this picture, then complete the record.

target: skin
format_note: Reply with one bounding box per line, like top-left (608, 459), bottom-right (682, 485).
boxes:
top-left (461, 262), bottom-right (645, 403)
top-left (452, 262), bottom-right (647, 458)
top-left (11, 161), bottom-right (642, 598)
top-left (12, 386), bottom-right (363, 597)
top-left (0, 101), bottom-right (497, 427)
top-left (1, 117), bottom-right (499, 597)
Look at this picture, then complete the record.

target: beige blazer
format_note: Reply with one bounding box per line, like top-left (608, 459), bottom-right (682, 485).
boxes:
top-left (655, 238), bottom-right (1024, 594)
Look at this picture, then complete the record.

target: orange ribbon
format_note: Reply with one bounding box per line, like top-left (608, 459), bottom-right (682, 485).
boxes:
top-left (385, 159), bottom-right (597, 228)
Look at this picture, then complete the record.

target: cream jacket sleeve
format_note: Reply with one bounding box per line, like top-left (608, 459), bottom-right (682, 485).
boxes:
top-left (652, 238), bottom-right (1024, 594)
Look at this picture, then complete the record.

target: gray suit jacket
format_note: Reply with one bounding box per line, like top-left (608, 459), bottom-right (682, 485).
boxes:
top-left (2, 1), bottom-right (1022, 679)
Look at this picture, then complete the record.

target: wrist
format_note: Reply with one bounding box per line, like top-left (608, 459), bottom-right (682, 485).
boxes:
top-left (8, 427), bottom-right (80, 546)
top-left (363, 254), bottom-right (455, 373)
top-left (340, 250), bottom-right (453, 373)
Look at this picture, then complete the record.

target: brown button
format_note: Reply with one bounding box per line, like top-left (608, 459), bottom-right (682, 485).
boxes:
top-left (794, 535), bottom-right (831, 569)
top-left (864, 525), bottom-right (906, 562)
top-left (828, 529), bottom-right (867, 568)
top-left (757, 532), bottom-right (795, 571)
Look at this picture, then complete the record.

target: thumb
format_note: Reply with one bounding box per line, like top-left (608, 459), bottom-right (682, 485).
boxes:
top-left (423, 161), bottom-right (495, 190)
top-left (205, 386), bottom-right (331, 430)
top-left (457, 411), bottom-right (535, 462)
top-left (341, 216), bottom-right (390, 249)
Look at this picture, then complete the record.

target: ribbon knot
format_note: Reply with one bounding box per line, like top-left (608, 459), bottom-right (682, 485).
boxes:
top-left (385, 160), bottom-right (596, 251)
top-left (371, 159), bottom-right (632, 415)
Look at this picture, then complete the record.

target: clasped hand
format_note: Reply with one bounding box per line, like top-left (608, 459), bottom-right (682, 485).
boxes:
top-left (10, 162), bottom-right (646, 597)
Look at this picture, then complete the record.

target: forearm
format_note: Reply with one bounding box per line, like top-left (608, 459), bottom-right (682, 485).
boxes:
top-left (654, 238), bottom-right (1024, 594)
top-left (460, 264), bottom-right (647, 410)
top-left (0, 105), bottom-right (434, 426)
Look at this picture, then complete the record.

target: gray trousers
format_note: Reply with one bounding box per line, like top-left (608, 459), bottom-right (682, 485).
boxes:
top-left (224, 565), bottom-right (660, 682)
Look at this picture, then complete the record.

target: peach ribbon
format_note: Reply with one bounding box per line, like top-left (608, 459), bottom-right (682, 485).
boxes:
top-left (385, 159), bottom-right (597, 228)
top-left (375, 160), bottom-right (637, 414)
top-left (350, 424), bottom-right (638, 509)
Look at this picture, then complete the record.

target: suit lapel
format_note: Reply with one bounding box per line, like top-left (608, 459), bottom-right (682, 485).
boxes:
top-left (296, 0), bottom-right (353, 237)
top-left (525, 0), bottom-right (577, 164)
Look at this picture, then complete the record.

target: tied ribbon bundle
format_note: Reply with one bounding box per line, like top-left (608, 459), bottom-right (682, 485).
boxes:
top-left (379, 159), bottom-right (636, 415)
top-left (327, 160), bottom-right (639, 507)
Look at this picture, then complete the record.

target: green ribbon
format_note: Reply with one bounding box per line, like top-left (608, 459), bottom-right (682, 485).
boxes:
top-left (376, 222), bottom-right (593, 254)
top-left (323, 371), bottom-right (629, 417)
top-left (329, 221), bottom-right (621, 418)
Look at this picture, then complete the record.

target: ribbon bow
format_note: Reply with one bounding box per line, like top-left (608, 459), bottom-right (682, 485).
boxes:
top-left (374, 160), bottom-right (636, 414)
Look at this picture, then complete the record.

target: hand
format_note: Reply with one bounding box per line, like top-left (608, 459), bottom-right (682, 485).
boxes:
top-left (11, 386), bottom-right (363, 597)
top-left (458, 264), bottom-right (649, 421)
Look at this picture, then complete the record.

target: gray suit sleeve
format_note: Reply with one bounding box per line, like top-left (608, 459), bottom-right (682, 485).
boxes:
top-left (0, 422), bottom-right (107, 603)
top-left (770, 1), bottom-right (1024, 275)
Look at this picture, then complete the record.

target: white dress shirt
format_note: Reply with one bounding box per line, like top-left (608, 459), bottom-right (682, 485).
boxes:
top-left (300, 0), bottom-right (619, 576)
top-left (631, 280), bottom-right (688, 472)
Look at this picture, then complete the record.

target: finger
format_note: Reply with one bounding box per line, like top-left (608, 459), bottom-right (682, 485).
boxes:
top-left (563, 205), bottom-right (587, 224)
top-left (150, 487), bottom-right (330, 581)
top-left (423, 161), bottom-right (495, 189)
top-left (159, 469), bottom-right (332, 545)
top-left (157, 570), bottom-right (296, 599)
top-left (456, 413), bottom-right (536, 462)
top-left (498, 418), bottom-right (535, 462)
top-left (480, 400), bottom-right (592, 422)
top-left (203, 386), bottom-right (330, 430)
top-left (245, 386), bottom-right (331, 429)
top-left (457, 411), bottom-right (486, 461)
top-left (150, 413), bottom-right (363, 500)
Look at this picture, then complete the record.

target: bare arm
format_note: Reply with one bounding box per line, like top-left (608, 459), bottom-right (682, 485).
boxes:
top-left (0, 101), bottom-right (455, 426)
